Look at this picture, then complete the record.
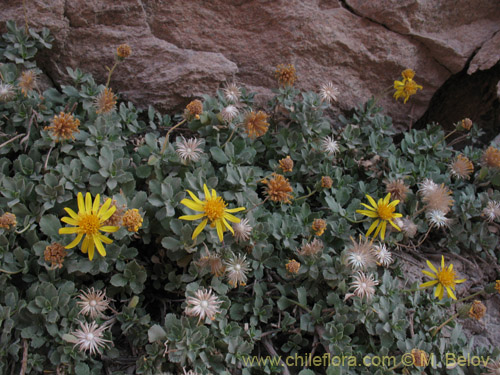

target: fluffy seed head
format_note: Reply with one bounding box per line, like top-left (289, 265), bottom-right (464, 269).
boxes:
top-left (483, 146), bottom-right (500, 169)
top-left (71, 321), bottom-right (111, 356)
top-left (393, 217), bottom-right (418, 238)
top-left (244, 110), bottom-right (270, 139)
top-left (450, 154), bottom-right (474, 179)
top-left (385, 179), bottom-right (409, 201)
top-left (297, 238), bottom-right (323, 257)
top-left (275, 64), bottom-right (297, 87)
top-left (185, 288), bottom-right (222, 323)
top-left (468, 300), bottom-right (486, 320)
top-left (45, 112), bottom-right (80, 142)
top-left (418, 178), bottom-right (438, 196)
top-left (262, 173), bottom-right (293, 204)
top-left (350, 271), bottom-right (379, 301)
top-left (286, 259), bottom-right (300, 274)
top-left (176, 137), bottom-right (204, 163)
top-left (0, 82), bottom-right (15, 101)
top-left (319, 82), bottom-right (338, 104)
top-left (426, 210), bottom-right (450, 228)
top-left (421, 181), bottom-right (454, 214)
top-left (102, 200), bottom-right (126, 227)
top-left (116, 44), bottom-right (132, 59)
top-left (482, 359), bottom-right (500, 375)
top-left (221, 105), bottom-right (239, 123)
top-left (195, 246), bottom-right (225, 277)
top-left (346, 236), bottom-right (376, 271)
top-left (122, 209), bottom-right (143, 232)
top-left (77, 287), bottom-right (110, 319)
top-left (223, 82), bottom-right (241, 103)
top-left (95, 87), bottom-right (117, 114)
top-left (0, 212), bottom-right (16, 230)
top-left (233, 218), bottom-right (252, 243)
top-left (321, 136), bottom-right (339, 156)
top-left (373, 243), bottom-right (393, 267)
top-left (312, 218), bottom-right (327, 236)
top-left (482, 201), bottom-right (500, 222)
top-left (224, 254), bottom-right (250, 287)
top-left (279, 155), bottom-right (294, 173)
top-left (44, 242), bottom-right (67, 269)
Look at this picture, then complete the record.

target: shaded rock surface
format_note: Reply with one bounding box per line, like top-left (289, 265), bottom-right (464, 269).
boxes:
top-left (1, 0), bottom-right (499, 128)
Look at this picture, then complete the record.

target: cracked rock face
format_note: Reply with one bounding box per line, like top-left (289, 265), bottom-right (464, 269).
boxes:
top-left (1, 0), bottom-right (499, 127)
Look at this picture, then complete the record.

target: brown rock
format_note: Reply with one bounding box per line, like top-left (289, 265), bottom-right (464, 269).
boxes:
top-left (1, 0), bottom-right (499, 128)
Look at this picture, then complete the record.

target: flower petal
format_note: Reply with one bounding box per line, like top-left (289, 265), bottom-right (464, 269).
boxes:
top-left (192, 218), bottom-right (208, 240)
top-left (225, 206), bottom-right (245, 213)
top-left (100, 226), bottom-right (119, 233)
top-left (77, 192), bottom-right (85, 213)
top-left (64, 207), bottom-right (79, 220)
top-left (99, 205), bottom-right (116, 222)
top-left (203, 184), bottom-right (210, 200)
top-left (61, 217), bottom-right (79, 226)
top-left (360, 203), bottom-right (376, 211)
top-left (435, 283), bottom-right (443, 299)
top-left (366, 195), bottom-right (377, 209)
top-left (420, 280), bottom-right (438, 288)
top-left (81, 235), bottom-right (89, 253)
top-left (97, 233), bottom-right (113, 244)
top-left (222, 217), bottom-right (234, 234)
top-left (426, 260), bottom-right (438, 274)
top-left (422, 270), bottom-right (436, 278)
top-left (446, 286), bottom-right (456, 300)
top-left (379, 220), bottom-right (387, 240)
top-left (98, 198), bottom-right (112, 217)
top-left (356, 209), bottom-right (378, 218)
top-left (455, 278), bottom-right (466, 284)
top-left (94, 237), bottom-right (106, 257)
top-left (215, 219), bottom-right (224, 242)
top-left (180, 198), bottom-right (204, 212)
top-left (383, 193), bottom-right (391, 204)
top-left (92, 194), bottom-right (100, 214)
top-left (388, 219), bottom-right (401, 231)
top-left (223, 213), bottom-right (240, 223)
top-left (88, 240), bottom-right (95, 261)
top-left (85, 192), bottom-right (92, 213)
top-left (186, 189), bottom-right (204, 205)
top-left (64, 233), bottom-right (83, 249)
top-left (366, 219), bottom-right (380, 237)
top-left (441, 255), bottom-right (445, 269)
top-left (59, 226), bottom-right (79, 234)
top-left (179, 213), bottom-right (205, 221)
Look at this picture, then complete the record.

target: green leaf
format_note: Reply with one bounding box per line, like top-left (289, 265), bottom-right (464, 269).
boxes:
top-left (161, 237), bottom-right (180, 250)
top-left (210, 147), bottom-right (229, 164)
top-left (39, 215), bottom-right (61, 237)
top-left (110, 274), bottom-right (127, 287)
top-left (135, 165), bottom-right (152, 179)
top-left (148, 324), bottom-right (167, 342)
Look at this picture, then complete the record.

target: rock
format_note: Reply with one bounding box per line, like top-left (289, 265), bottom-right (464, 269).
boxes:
top-left (1, 0), bottom-right (499, 128)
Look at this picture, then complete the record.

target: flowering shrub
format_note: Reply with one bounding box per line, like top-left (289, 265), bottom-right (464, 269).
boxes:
top-left (0, 21), bottom-right (500, 375)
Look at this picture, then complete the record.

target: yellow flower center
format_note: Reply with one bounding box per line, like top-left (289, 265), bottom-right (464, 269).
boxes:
top-left (437, 267), bottom-right (456, 288)
top-left (377, 202), bottom-right (395, 220)
top-left (78, 214), bottom-right (100, 235)
top-left (204, 196), bottom-right (226, 222)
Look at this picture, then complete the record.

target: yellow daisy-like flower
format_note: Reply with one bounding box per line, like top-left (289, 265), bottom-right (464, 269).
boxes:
top-left (59, 192), bottom-right (119, 260)
top-left (393, 69), bottom-right (423, 104)
top-left (420, 256), bottom-right (466, 300)
top-left (356, 193), bottom-right (402, 240)
top-left (179, 184), bottom-right (245, 242)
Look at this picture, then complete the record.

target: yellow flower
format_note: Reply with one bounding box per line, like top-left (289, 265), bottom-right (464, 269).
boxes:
top-left (59, 192), bottom-right (119, 260)
top-left (122, 208), bottom-right (143, 232)
top-left (179, 184), bottom-right (245, 242)
top-left (356, 193), bottom-right (402, 240)
top-left (420, 256), bottom-right (466, 300)
top-left (393, 69), bottom-right (422, 104)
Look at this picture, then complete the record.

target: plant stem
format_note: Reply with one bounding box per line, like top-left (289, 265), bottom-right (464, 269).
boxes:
top-left (433, 129), bottom-right (457, 149)
top-left (453, 290), bottom-right (483, 304)
top-left (105, 63), bottom-right (118, 88)
top-left (432, 313), bottom-right (458, 337)
top-left (222, 126), bottom-right (237, 148)
top-left (160, 119), bottom-right (186, 154)
top-left (287, 298), bottom-right (312, 313)
top-left (296, 189), bottom-right (317, 202)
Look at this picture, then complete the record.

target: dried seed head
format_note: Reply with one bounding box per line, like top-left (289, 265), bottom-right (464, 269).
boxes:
top-left (275, 64), bottom-right (297, 87)
top-left (220, 105), bottom-right (239, 123)
top-left (297, 238), bottom-right (323, 257)
top-left (458, 118), bottom-right (473, 131)
top-left (44, 112), bottom-right (80, 142)
top-left (95, 87), bottom-right (117, 114)
top-left (421, 182), bottom-right (454, 214)
top-left (0, 212), bottom-right (16, 230)
top-left (319, 82), bottom-right (338, 104)
top-left (262, 173), bottom-right (293, 204)
top-left (223, 82), bottom-right (241, 103)
top-left (411, 349), bottom-right (429, 367)
top-left (321, 136), bottom-right (339, 156)
top-left (195, 246), bottom-right (225, 277)
top-left (385, 179), bottom-right (409, 201)
top-left (483, 201), bottom-right (500, 222)
top-left (44, 242), bottom-right (67, 269)
top-left (224, 254), bottom-right (250, 287)
top-left (372, 243), bottom-right (393, 267)
top-left (483, 146), bottom-right (500, 169)
top-left (244, 110), bottom-right (269, 139)
top-left (468, 300), bottom-right (486, 320)
top-left (19, 70), bottom-right (38, 96)
top-left (312, 218), bottom-right (327, 236)
top-left (321, 176), bottom-right (333, 188)
top-left (71, 321), bottom-right (111, 356)
top-left (102, 200), bottom-right (126, 227)
top-left (426, 210), bottom-right (450, 228)
top-left (0, 82), bottom-right (15, 101)
top-left (176, 137), bottom-right (204, 163)
top-left (116, 44), bottom-right (132, 59)
top-left (393, 217), bottom-right (418, 238)
top-left (285, 259), bottom-right (300, 274)
top-left (450, 154), bottom-right (474, 179)
top-left (185, 99), bottom-right (203, 120)
top-left (122, 209), bottom-right (143, 232)
top-left (278, 155), bottom-right (294, 173)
